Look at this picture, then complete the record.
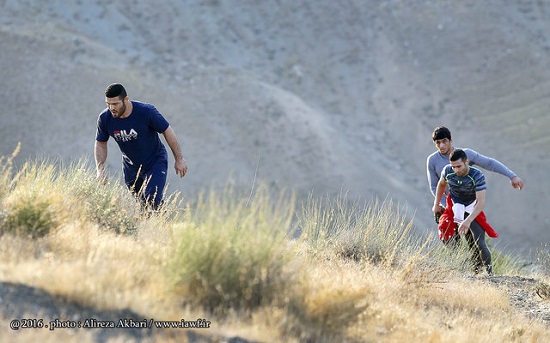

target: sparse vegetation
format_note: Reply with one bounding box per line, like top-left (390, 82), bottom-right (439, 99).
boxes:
top-left (170, 185), bottom-right (297, 313)
top-left (1, 154), bottom-right (548, 343)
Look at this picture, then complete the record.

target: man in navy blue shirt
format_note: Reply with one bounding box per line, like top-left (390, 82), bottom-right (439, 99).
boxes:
top-left (95, 83), bottom-right (187, 210)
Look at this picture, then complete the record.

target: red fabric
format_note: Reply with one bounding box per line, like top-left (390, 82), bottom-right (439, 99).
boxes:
top-left (437, 193), bottom-right (498, 241)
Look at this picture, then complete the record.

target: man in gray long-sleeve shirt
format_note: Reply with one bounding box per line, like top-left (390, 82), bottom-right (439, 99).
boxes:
top-left (427, 126), bottom-right (524, 211)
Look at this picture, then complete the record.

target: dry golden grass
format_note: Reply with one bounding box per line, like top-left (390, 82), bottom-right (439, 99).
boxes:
top-left (0, 154), bottom-right (549, 342)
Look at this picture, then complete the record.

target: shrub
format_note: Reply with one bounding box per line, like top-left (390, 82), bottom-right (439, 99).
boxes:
top-left (58, 160), bottom-right (142, 234)
top-left (169, 184), bottom-right (297, 313)
top-left (1, 161), bottom-right (74, 237)
top-left (297, 195), bottom-right (423, 266)
top-left (0, 157), bottom-right (144, 237)
top-left (283, 278), bottom-right (369, 343)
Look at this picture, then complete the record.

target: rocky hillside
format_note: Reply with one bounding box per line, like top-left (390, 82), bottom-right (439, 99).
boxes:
top-left (1, 0), bottom-right (548, 256)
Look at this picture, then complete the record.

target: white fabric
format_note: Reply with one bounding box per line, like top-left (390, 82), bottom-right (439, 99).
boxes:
top-left (452, 201), bottom-right (475, 224)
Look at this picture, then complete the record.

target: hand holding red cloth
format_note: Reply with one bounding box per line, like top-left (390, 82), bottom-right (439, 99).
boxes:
top-left (437, 193), bottom-right (498, 241)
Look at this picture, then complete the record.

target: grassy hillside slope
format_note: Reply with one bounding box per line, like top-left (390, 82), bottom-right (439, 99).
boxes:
top-left (0, 156), bottom-right (549, 342)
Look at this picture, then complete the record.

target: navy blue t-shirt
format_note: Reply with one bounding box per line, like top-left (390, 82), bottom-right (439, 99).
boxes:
top-left (96, 101), bottom-right (169, 172)
top-left (441, 165), bottom-right (486, 206)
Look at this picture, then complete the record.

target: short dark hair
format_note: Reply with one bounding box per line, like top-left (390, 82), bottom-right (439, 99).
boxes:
top-left (432, 126), bottom-right (451, 141)
top-left (450, 148), bottom-right (467, 162)
top-left (105, 83), bottom-right (127, 99)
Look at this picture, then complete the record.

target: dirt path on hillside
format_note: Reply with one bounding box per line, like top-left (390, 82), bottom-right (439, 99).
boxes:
top-left (480, 275), bottom-right (550, 325)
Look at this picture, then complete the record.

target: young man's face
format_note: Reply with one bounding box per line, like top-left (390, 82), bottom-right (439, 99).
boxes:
top-left (105, 96), bottom-right (127, 118)
top-left (450, 158), bottom-right (469, 177)
top-left (434, 138), bottom-right (452, 155)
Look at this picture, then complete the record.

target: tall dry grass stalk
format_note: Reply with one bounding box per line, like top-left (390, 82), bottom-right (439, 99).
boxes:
top-left (536, 243), bottom-right (550, 275)
top-left (0, 143), bottom-right (20, 202)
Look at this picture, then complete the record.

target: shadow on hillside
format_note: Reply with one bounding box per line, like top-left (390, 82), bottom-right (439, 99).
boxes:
top-left (0, 282), bottom-right (254, 343)
top-left (0, 281), bottom-right (153, 341)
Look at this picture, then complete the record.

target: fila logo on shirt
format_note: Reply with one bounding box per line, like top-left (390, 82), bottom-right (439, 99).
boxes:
top-left (113, 129), bottom-right (138, 142)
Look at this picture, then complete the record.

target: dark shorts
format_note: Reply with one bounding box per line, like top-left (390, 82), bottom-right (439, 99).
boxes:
top-left (123, 158), bottom-right (168, 208)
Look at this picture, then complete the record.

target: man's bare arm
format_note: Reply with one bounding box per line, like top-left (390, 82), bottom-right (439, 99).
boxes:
top-left (94, 140), bottom-right (108, 183)
top-left (162, 126), bottom-right (188, 177)
top-left (432, 178), bottom-right (447, 215)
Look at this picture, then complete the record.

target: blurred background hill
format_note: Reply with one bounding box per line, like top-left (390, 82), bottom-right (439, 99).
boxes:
top-left (1, 0), bottom-right (548, 257)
